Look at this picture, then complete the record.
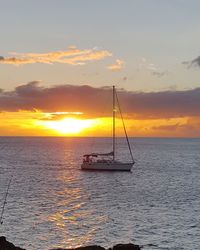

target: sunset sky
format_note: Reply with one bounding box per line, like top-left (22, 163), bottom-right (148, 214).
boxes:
top-left (0, 0), bottom-right (200, 137)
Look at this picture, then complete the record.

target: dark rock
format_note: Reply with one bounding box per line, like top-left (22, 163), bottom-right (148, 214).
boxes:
top-left (50, 245), bottom-right (105, 250)
top-left (51, 244), bottom-right (140, 250)
top-left (76, 246), bottom-right (105, 250)
top-left (0, 236), bottom-right (140, 250)
top-left (0, 236), bottom-right (25, 250)
top-left (113, 243), bottom-right (140, 250)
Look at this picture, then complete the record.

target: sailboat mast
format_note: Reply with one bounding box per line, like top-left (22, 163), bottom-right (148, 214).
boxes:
top-left (113, 85), bottom-right (115, 161)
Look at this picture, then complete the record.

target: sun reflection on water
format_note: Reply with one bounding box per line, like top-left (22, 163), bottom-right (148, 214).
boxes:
top-left (47, 167), bottom-right (108, 248)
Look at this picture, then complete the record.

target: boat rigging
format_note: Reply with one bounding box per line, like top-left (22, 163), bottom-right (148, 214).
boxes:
top-left (81, 85), bottom-right (135, 171)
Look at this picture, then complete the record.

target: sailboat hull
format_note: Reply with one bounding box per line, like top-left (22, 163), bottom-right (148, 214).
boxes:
top-left (81, 161), bottom-right (133, 171)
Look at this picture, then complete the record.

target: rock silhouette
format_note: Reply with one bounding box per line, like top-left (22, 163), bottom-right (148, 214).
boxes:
top-left (0, 236), bottom-right (141, 250)
top-left (113, 244), bottom-right (140, 250)
top-left (0, 236), bottom-right (25, 250)
top-left (51, 245), bottom-right (140, 250)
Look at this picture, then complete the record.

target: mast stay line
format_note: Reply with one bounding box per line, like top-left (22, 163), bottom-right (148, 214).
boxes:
top-left (0, 176), bottom-right (12, 225)
top-left (115, 89), bottom-right (135, 164)
top-left (113, 85), bottom-right (115, 161)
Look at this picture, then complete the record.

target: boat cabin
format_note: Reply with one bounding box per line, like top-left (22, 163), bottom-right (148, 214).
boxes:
top-left (83, 152), bottom-right (114, 164)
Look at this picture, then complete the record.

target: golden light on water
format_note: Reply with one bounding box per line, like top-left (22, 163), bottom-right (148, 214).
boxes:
top-left (48, 170), bottom-right (108, 248)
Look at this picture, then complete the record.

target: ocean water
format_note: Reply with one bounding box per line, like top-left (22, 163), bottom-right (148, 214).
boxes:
top-left (0, 137), bottom-right (200, 250)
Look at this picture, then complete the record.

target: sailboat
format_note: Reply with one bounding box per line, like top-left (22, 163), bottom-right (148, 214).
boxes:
top-left (81, 86), bottom-right (135, 171)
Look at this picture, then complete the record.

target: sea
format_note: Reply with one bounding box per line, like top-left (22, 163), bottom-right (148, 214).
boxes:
top-left (0, 137), bottom-right (200, 250)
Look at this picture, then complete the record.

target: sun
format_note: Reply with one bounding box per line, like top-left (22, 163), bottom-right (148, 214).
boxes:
top-left (37, 117), bottom-right (97, 135)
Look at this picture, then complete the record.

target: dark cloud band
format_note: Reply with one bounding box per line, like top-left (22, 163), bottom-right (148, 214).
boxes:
top-left (0, 82), bottom-right (200, 119)
top-left (183, 56), bottom-right (200, 68)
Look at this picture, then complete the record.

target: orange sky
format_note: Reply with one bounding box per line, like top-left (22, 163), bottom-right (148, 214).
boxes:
top-left (0, 110), bottom-right (199, 137)
top-left (0, 83), bottom-right (200, 137)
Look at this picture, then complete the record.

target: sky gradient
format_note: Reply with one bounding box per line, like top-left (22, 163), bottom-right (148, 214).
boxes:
top-left (0, 0), bottom-right (200, 137)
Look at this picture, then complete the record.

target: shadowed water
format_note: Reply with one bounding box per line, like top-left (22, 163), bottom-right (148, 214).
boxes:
top-left (0, 137), bottom-right (200, 250)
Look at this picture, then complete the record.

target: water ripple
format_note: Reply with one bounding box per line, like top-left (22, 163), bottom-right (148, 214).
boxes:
top-left (0, 137), bottom-right (200, 249)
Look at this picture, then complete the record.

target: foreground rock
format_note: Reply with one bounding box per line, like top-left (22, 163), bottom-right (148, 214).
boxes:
top-left (51, 246), bottom-right (106, 250)
top-left (49, 243), bottom-right (140, 250)
top-left (0, 236), bottom-right (141, 250)
top-left (113, 244), bottom-right (140, 250)
top-left (0, 236), bottom-right (25, 250)
top-left (51, 246), bottom-right (105, 250)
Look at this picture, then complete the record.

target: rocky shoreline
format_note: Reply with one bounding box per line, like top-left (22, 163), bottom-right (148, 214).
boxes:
top-left (0, 236), bottom-right (141, 250)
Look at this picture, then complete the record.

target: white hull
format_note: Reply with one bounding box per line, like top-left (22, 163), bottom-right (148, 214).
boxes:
top-left (81, 161), bottom-right (133, 171)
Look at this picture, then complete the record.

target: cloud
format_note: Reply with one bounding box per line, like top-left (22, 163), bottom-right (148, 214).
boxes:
top-left (152, 123), bottom-right (184, 131)
top-left (152, 71), bottom-right (167, 78)
top-left (0, 46), bottom-right (112, 66)
top-left (151, 118), bottom-right (200, 137)
top-left (39, 112), bottom-right (83, 121)
top-left (107, 59), bottom-right (125, 71)
top-left (182, 56), bottom-right (200, 68)
top-left (138, 57), bottom-right (157, 71)
top-left (0, 81), bottom-right (200, 119)
top-left (0, 83), bottom-right (200, 120)
top-left (138, 57), bottom-right (167, 77)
